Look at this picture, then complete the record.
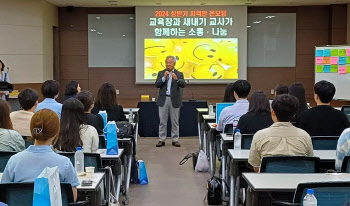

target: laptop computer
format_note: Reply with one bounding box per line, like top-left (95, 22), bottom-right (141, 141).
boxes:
top-left (216, 102), bottom-right (234, 123)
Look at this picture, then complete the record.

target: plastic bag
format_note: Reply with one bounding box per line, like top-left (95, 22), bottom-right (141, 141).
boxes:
top-left (106, 121), bottom-right (119, 155)
top-left (33, 166), bottom-right (62, 206)
top-left (138, 160), bottom-right (148, 185)
top-left (195, 150), bottom-right (209, 172)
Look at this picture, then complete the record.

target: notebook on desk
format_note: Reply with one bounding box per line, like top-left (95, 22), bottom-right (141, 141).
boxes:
top-left (216, 102), bottom-right (234, 123)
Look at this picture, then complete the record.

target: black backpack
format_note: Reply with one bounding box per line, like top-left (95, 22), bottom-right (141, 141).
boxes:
top-left (116, 121), bottom-right (134, 138)
top-left (207, 176), bottom-right (222, 205)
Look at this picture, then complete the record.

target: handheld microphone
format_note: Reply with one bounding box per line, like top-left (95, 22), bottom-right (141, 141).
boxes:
top-left (187, 79), bottom-right (196, 101)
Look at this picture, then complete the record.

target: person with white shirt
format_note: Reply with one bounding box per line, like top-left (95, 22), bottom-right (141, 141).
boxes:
top-left (53, 98), bottom-right (99, 153)
top-left (10, 89), bottom-right (38, 137)
top-left (217, 80), bottom-right (251, 132)
top-left (155, 56), bottom-right (186, 147)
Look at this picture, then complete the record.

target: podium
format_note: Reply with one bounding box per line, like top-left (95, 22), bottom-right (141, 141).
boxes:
top-left (0, 81), bottom-right (13, 92)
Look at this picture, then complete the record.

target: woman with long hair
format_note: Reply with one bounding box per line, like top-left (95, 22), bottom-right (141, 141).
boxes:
top-left (91, 82), bottom-right (126, 122)
top-left (0, 99), bottom-right (25, 151)
top-left (236, 91), bottom-right (274, 134)
top-left (223, 83), bottom-right (236, 102)
top-left (64, 81), bottom-right (81, 101)
top-left (54, 98), bottom-right (99, 152)
top-left (1, 109), bottom-right (79, 201)
top-left (289, 82), bottom-right (308, 122)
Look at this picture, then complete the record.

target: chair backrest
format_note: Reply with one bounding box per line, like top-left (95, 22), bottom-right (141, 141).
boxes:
top-left (22, 136), bottom-right (34, 148)
top-left (341, 156), bottom-right (350, 173)
top-left (260, 156), bottom-right (320, 173)
top-left (98, 135), bottom-right (106, 149)
top-left (224, 124), bottom-right (233, 134)
top-left (0, 151), bottom-right (17, 173)
top-left (241, 134), bottom-right (254, 149)
top-left (59, 152), bottom-right (102, 172)
top-left (0, 182), bottom-right (74, 206)
top-left (293, 181), bottom-right (350, 206)
top-left (341, 105), bottom-right (350, 122)
top-left (311, 136), bottom-right (339, 150)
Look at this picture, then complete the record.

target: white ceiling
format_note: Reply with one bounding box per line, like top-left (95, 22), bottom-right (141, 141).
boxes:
top-left (46, 0), bottom-right (350, 7)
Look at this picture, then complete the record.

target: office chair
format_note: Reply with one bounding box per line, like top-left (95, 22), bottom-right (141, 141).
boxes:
top-left (260, 156), bottom-right (320, 173)
top-left (272, 181), bottom-right (350, 206)
top-left (0, 151), bottom-right (17, 172)
top-left (311, 136), bottom-right (339, 150)
top-left (0, 182), bottom-right (87, 206)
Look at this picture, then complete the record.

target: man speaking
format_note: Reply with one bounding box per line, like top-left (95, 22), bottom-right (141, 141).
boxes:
top-left (155, 56), bottom-right (186, 147)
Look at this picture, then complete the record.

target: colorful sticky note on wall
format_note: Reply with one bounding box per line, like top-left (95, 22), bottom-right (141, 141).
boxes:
top-left (323, 49), bottom-right (331, 57)
top-left (347, 66), bottom-right (350, 73)
top-left (347, 49), bottom-right (350, 56)
top-left (338, 66), bottom-right (346, 74)
top-left (330, 57), bottom-right (339, 65)
top-left (347, 57), bottom-right (350, 64)
top-left (331, 49), bottom-right (339, 56)
top-left (316, 57), bottom-right (323, 64)
top-left (331, 65), bottom-right (338, 72)
top-left (316, 65), bottom-right (323, 73)
top-left (339, 49), bottom-right (346, 56)
top-left (339, 57), bottom-right (346, 65)
top-left (323, 65), bottom-right (331, 72)
top-left (323, 57), bottom-right (330, 64)
top-left (316, 50), bottom-right (323, 57)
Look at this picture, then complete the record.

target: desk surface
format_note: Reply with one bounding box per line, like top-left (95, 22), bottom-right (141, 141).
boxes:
top-left (77, 172), bottom-right (105, 191)
top-left (243, 173), bottom-right (350, 192)
top-left (208, 122), bottom-right (217, 129)
top-left (228, 149), bottom-right (336, 161)
top-left (98, 149), bottom-right (124, 159)
top-left (0, 172), bottom-right (104, 191)
top-left (197, 108), bottom-right (208, 113)
top-left (221, 133), bottom-right (233, 141)
top-left (203, 114), bottom-right (215, 120)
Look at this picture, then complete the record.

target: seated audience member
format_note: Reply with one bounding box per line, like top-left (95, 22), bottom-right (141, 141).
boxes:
top-left (1, 109), bottom-right (79, 201)
top-left (223, 83), bottom-right (236, 102)
top-left (335, 128), bottom-right (350, 171)
top-left (0, 100), bottom-right (25, 151)
top-left (248, 94), bottom-right (314, 172)
top-left (275, 84), bottom-right (289, 96)
top-left (297, 80), bottom-right (349, 136)
top-left (77, 91), bottom-right (104, 135)
top-left (91, 82), bottom-right (126, 122)
top-left (35, 80), bottom-right (62, 118)
top-left (217, 80), bottom-right (251, 132)
top-left (236, 91), bottom-right (274, 134)
top-left (289, 82), bottom-right (308, 122)
top-left (64, 81), bottom-right (81, 101)
top-left (10, 89), bottom-right (38, 137)
top-left (54, 98), bottom-right (99, 153)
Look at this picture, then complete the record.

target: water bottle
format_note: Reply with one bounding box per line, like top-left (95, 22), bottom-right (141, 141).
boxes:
top-left (303, 189), bottom-right (317, 206)
top-left (129, 109), bottom-right (134, 123)
top-left (209, 103), bottom-right (214, 117)
top-left (234, 129), bottom-right (242, 150)
top-left (74, 147), bottom-right (84, 175)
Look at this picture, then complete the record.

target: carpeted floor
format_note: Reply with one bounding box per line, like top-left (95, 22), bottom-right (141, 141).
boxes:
top-left (128, 137), bottom-right (211, 206)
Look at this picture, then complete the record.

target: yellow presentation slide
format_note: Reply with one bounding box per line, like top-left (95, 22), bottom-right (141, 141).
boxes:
top-left (144, 38), bottom-right (238, 80)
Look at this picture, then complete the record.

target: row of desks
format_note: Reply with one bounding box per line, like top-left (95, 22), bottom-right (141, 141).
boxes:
top-left (196, 108), bottom-right (340, 206)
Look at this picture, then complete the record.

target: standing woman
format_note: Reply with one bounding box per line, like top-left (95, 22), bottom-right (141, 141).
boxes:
top-left (64, 81), bottom-right (81, 101)
top-left (53, 98), bottom-right (99, 153)
top-left (289, 82), bottom-right (308, 122)
top-left (0, 60), bottom-right (10, 100)
top-left (91, 82), bottom-right (126, 122)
